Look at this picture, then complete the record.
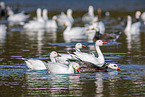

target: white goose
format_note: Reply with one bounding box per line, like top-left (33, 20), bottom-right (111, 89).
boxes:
top-left (141, 12), bottom-right (145, 24)
top-left (24, 8), bottom-right (45, 29)
top-left (42, 9), bottom-right (57, 29)
top-left (23, 51), bottom-right (61, 70)
top-left (46, 51), bottom-right (80, 74)
top-left (7, 6), bottom-right (29, 23)
top-left (57, 9), bottom-right (74, 26)
top-left (24, 59), bottom-right (47, 70)
top-left (56, 43), bottom-right (86, 64)
top-left (124, 15), bottom-right (141, 35)
top-left (73, 40), bottom-right (106, 67)
top-left (82, 5), bottom-right (95, 24)
top-left (63, 21), bottom-right (86, 37)
top-left (91, 16), bottom-right (105, 34)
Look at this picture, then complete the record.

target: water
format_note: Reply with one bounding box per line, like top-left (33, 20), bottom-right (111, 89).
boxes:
top-left (0, 0), bottom-right (145, 97)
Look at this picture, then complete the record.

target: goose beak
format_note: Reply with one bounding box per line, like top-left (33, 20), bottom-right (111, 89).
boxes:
top-left (76, 68), bottom-right (80, 74)
top-left (103, 42), bottom-right (107, 44)
top-left (117, 67), bottom-right (121, 71)
top-left (82, 44), bottom-right (86, 47)
top-left (57, 54), bottom-right (61, 57)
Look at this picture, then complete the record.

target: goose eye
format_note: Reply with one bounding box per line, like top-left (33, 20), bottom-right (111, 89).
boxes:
top-left (114, 65), bottom-right (117, 67)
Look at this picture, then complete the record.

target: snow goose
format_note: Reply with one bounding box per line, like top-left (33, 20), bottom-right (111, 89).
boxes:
top-left (23, 51), bottom-right (62, 70)
top-left (63, 21), bottom-right (86, 37)
top-left (56, 43), bottom-right (86, 64)
top-left (56, 9), bottom-right (74, 26)
top-left (23, 8), bottom-right (45, 29)
top-left (0, 2), bottom-right (7, 18)
top-left (73, 40), bottom-right (107, 67)
top-left (23, 59), bottom-right (47, 70)
top-left (124, 15), bottom-right (141, 35)
top-left (68, 59), bottom-right (121, 72)
top-left (42, 9), bottom-right (57, 29)
top-left (46, 51), bottom-right (80, 74)
top-left (7, 6), bottom-right (29, 23)
top-left (46, 62), bottom-right (80, 74)
top-left (87, 27), bottom-right (122, 42)
top-left (82, 5), bottom-right (95, 24)
top-left (89, 16), bottom-right (105, 34)
top-left (141, 12), bottom-right (145, 24)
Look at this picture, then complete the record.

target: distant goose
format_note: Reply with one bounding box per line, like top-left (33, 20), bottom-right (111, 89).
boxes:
top-left (0, 2), bottom-right (7, 18)
top-left (42, 9), bottom-right (57, 29)
top-left (90, 27), bottom-right (122, 42)
top-left (141, 12), bottom-right (145, 24)
top-left (23, 8), bottom-right (45, 29)
top-left (7, 6), bottom-right (29, 23)
top-left (57, 9), bottom-right (74, 26)
top-left (124, 15), bottom-right (141, 35)
top-left (82, 5), bottom-right (95, 24)
top-left (63, 21), bottom-right (86, 38)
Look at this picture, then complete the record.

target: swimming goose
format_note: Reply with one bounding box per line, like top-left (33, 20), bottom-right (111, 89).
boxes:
top-left (68, 59), bottom-right (121, 72)
top-left (124, 15), bottom-right (141, 35)
top-left (87, 27), bottom-right (122, 42)
top-left (141, 12), bottom-right (145, 24)
top-left (42, 9), bottom-right (57, 29)
top-left (63, 21), bottom-right (86, 36)
top-left (23, 8), bottom-right (45, 29)
top-left (23, 51), bottom-right (61, 70)
top-left (73, 40), bottom-right (107, 67)
top-left (82, 5), bottom-right (95, 24)
top-left (56, 43), bottom-right (86, 64)
top-left (7, 6), bottom-right (29, 23)
top-left (45, 51), bottom-right (80, 74)
top-left (56, 9), bottom-right (74, 26)
top-left (46, 62), bottom-right (80, 74)
top-left (23, 59), bottom-right (47, 70)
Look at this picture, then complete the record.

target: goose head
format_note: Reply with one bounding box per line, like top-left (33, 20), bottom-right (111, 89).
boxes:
top-left (95, 40), bottom-right (107, 46)
top-left (127, 15), bottom-right (132, 22)
top-left (50, 51), bottom-right (61, 62)
top-left (42, 9), bottom-right (48, 20)
top-left (37, 8), bottom-right (42, 18)
top-left (70, 62), bottom-right (80, 74)
top-left (0, 2), bottom-right (5, 9)
top-left (75, 43), bottom-right (86, 50)
top-left (88, 5), bottom-right (94, 17)
top-left (135, 11), bottom-right (141, 19)
top-left (52, 16), bottom-right (57, 21)
top-left (107, 63), bottom-right (121, 71)
top-left (67, 9), bottom-right (72, 16)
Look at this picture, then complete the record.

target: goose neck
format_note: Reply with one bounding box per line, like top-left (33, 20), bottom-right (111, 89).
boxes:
top-left (50, 57), bottom-right (56, 62)
top-left (64, 25), bottom-right (72, 34)
top-left (95, 45), bottom-right (104, 58)
top-left (68, 64), bottom-right (74, 73)
top-left (125, 17), bottom-right (132, 32)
